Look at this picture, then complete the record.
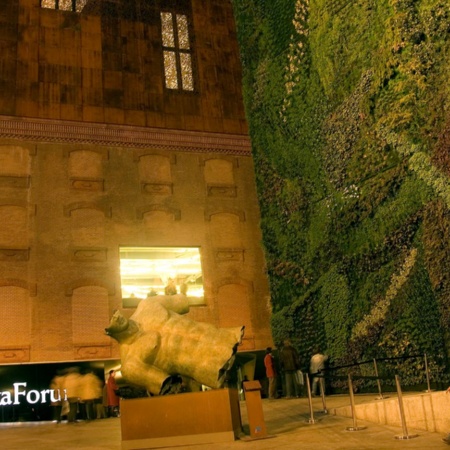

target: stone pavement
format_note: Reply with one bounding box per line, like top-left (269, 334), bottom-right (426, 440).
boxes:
top-left (0, 394), bottom-right (448, 450)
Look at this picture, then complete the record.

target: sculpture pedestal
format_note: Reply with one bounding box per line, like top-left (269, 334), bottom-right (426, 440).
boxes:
top-left (120, 388), bottom-right (242, 449)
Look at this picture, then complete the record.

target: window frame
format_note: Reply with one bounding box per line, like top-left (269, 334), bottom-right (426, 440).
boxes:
top-left (40, 0), bottom-right (87, 13)
top-left (119, 246), bottom-right (205, 309)
top-left (160, 10), bottom-right (196, 92)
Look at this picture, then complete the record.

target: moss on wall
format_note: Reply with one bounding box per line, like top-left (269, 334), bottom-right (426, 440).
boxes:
top-left (233, 0), bottom-right (450, 384)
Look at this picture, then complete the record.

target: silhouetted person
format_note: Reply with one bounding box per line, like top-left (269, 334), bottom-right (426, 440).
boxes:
top-left (50, 372), bottom-right (64, 423)
top-left (310, 348), bottom-right (329, 396)
top-left (106, 370), bottom-right (120, 417)
top-left (80, 371), bottom-right (103, 420)
top-left (264, 347), bottom-right (278, 399)
top-left (279, 339), bottom-right (301, 398)
top-left (63, 367), bottom-right (82, 423)
top-left (164, 278), bottom-right (177, 295)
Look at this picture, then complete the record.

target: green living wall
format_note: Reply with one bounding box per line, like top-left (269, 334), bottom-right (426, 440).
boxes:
top-left (232, 0), bottom-right (450, 386)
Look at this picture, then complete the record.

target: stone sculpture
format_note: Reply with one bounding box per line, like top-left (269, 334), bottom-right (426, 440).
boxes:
top-left (105, 294), bottom-right (244, 395)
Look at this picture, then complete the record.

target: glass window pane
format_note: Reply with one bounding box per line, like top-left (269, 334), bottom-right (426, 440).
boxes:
top-left (76, 0), bottom-right (88, 12)
top-left (180, 53), bottom-right (194, 91)
top-left (163, 51), bottom-right (178, 89)
top-left (160, 11), bottom-right (195, 92)
top-left (120, 247), bottom-right (205, 307)
top-left (40, 0), bottom-right (87, 11)
top-left (59, 0), bottom-right (73, 11)
top-left (161, 12), bottom-right (175, 47)
top-left (41, 0), bottom-right (56, 8)
top-left (176, 15), bottom-right (190, 50)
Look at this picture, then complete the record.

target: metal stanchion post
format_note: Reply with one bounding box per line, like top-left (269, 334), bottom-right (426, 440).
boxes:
top-left (394, 375), bottom-right (418, 440)
top-left (373, 358), bottom-right (388, 400)
top-left (346, 374), bottom-right (366, 431)
top-left (305, 373), bottom-right (317, 424)
top-left (424, 354), bottom-right (432, 393)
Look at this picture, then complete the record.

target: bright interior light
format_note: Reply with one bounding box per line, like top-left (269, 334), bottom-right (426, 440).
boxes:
top-left (119, 247), bottom-right (204, 302)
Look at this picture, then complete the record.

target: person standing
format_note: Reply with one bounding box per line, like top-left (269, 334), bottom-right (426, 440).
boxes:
top-left (80, 371), bottom-right (103, 421)
top-left (264, 347), bottom-right (278, 399)
top-left (279, 339), bottom-right (301, 398)
top-left (310, 348), bottom-right (329, 396)
top-left (98, 382), bottom-right (108, 419)
top-left (164, 278), bottom-right (177, 295)
top-left (62, 367), bottom-right (82, 423)
top-left (106, 370), bottom-right (120, 417)
top-left (49, 372), bottom-right (64, 423)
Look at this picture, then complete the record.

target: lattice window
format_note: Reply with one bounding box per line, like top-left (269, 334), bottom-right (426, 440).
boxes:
top-left (41, 0), bottom-right (88, 13)
top-left (0, 286), bottom-right (31, 346)
top-left (161, 11), bottom-right (194, 91)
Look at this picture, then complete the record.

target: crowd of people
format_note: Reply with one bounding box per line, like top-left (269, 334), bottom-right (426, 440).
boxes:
top-left (263, 342), bottom-right (328, 400)
top-left (50, 368), bottom-right (121, 423)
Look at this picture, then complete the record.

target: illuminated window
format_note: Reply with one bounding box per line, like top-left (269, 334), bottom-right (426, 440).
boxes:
top-left (120, 247), bottom-right (204, 308)
top-left (161, 12), bottom-right (194, 91)
top-left (41, 0), bottom-right (87, 12)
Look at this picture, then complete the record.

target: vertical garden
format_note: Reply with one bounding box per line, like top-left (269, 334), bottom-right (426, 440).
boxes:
top-left (232, 0), bottom-right (450, 385)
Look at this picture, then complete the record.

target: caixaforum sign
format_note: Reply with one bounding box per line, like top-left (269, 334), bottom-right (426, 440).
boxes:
top-left (0, 382), bottom-right (67, 406)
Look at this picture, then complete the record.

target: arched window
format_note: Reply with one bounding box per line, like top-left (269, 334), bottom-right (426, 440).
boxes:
top-left (204, 159), bottom-right (235, 185)
top-left (210, 212), bottom-right (243, 248)
top-left (0, 205), bottom-right (28, 248)
top-left (216, 283), bottom-right (252, 333)
top-left (139, 154), bottom-right (172, 184)
top-left (0, 145), bottom-right (31, 176)
top-left (0, 286), bottom-right (31, 347)
top-left (70, 208), bottom-right (105, 246)
top-left (72, 286), bottom-right (110, 346)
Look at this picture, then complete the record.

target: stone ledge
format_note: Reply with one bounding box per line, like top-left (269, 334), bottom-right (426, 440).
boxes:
top-left (332, 390), bottom-right (450, 434)
top-left (0, 115), bottom-right (252, 156)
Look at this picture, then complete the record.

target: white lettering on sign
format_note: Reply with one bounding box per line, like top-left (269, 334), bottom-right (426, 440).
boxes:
top-left (0, 382), bottom-right (67, 406)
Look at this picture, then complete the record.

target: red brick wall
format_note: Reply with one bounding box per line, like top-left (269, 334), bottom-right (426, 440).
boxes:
top-left (0, 0), bottom-right (247, 134)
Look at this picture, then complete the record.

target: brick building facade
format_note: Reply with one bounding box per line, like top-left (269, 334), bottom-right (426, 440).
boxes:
top-left (0, 0), bottom-right (273, 372)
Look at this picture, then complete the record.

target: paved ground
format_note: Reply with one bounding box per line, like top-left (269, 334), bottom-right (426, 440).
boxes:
top-left (0, 394), bottom-right (448, 449)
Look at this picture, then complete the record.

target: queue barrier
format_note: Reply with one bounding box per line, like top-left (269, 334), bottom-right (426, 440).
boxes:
top-left (306, 365), bottom-right (432, 440)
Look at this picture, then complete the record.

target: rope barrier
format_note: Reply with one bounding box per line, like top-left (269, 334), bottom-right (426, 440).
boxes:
top-left (322, 354), bottom-right (425, 373)
top-left (298, 355), bottom-right (434, 440)
top-left (308, 353), bottom-right (434, 402)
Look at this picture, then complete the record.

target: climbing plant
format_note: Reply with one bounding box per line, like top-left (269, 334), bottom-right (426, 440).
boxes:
top-left (233, 0), bottom-right (450, 386)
